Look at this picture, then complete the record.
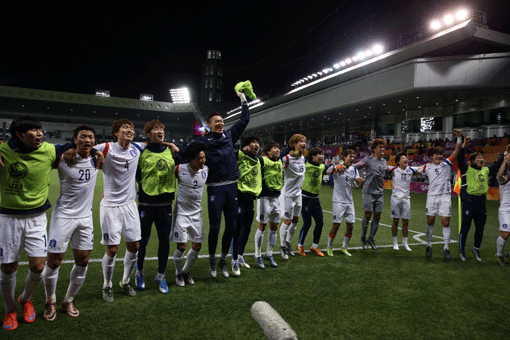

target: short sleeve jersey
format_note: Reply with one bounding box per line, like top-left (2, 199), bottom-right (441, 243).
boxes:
top-left (282, 154), bottom-right (306, 197)
top-left (175, 164), bottom-right (208, 215)
top-left (499, 175), bottom-right (510, 212)
top-left (52, 154), bottom-right (99, 218)
top-left (329, 165), bottom-right (360, 203)
top-left (355, 156), bottom-right (387, 195)
top-left (388, 166), bottom-right (420, 199)
top-left (423, 157), bottom-right (453, 195)
top-left (94, 142), bottom-right (146, 206)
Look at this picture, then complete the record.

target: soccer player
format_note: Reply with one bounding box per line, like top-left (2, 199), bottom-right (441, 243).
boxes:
top-left (421, 129), bottom-right (462, 260)
top-left (387, 152), bottom-right (423, 251)
top-left (0, 116), bottom-right (102, 331)
top-left (178, 89), bottom-right (251, 278)
top-left (353, 138), bottom-right (388, 250)
top-left (42, 125), bottom-right (99, 321)
top-left (496, 148), bottom-right (510, 266)
top-left (254, 142), bottom-right (283, 268)
top-left (94, 119), bottom-right (147, 302)
top-left (135, 119), bottom-right (178, 294)
top-left (172, 141), bottom-right (208, 286)
top-left (279, 134), bottom-right (307, 259)
top-left (231, 134), bottom-right (262, 276)
top-left (457, 137), bottom-right (506, 262)
top-left (297, 148), bottom-right (330, 257)
top-left (326, 149), bottom-right (364, 256)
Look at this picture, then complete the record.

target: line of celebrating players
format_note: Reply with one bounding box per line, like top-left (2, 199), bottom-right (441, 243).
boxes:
top-left (1, 91), bottom-right (510, 331)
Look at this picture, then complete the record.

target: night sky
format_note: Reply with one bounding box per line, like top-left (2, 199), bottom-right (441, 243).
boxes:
top-left (1, 0), bottom-right (508, 103)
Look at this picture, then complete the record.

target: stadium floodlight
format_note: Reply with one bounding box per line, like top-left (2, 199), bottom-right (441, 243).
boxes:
top-left (444, 14), bottom-right (454, 25)
top-left (345, 58), bottom-right (352, 64)
top-left (357, 52), bottom-right (366, 60)
top-left (169, 87), bottom-right (191, 103)
top-left (372, 44), bottom-right (383, 54)
top-left (352, 56), bottom-right (358, 62)
top-left (365, 49), bottom-right (373, 57)
top-left (333, 63), bottom-right (341, 69)
top-left (456, 9), bottom-right (468, 20)
top-left (430, 20), bottom-right (442, 30)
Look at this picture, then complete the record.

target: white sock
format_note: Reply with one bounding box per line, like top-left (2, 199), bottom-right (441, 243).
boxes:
top-left (402, 237), bottom-right (408, 245)
top-left (0, 270), bottom-right (17, 312)
top-left (393, 236), bottom-right (398, 245)
top-left (122, 251), bottom-right (137, 284)
top-left (266, 230), bottom-right (277, 256)
top-left (497, 236), bottom-right (506, 256)
top-left (443, 226), bottom-right (451, 250)
top-left (174, 249), bottom-right (184, 275)
top-left (311, 242), bottom-right (319, 249)
top-left (43, 264), bottom-right (59, 303)
top-left (342, 236), bottom-right (351, 249)
top-left (21, 270), bottom-right (43, 302)
top-left (254, 229), bottom-right (264, 258)
top-left (156, 272), bottom-right (165, 281)
top-left (182, 249), bottom-right (199, 273)
top-left (102, 253), bottom-right (116, 288)
top-left (327, 235), bottom-right (335, 249)
top-left (286, 222), bottom-right (297, 243)
top-left (426, 225), bottom-right (434, 247)
top-left (280, 222), bottom-right (289, 247)
top-left (65, 265), bottom-right (87, 302)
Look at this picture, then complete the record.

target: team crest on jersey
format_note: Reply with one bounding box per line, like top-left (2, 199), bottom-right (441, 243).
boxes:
top-left (251, 167), bottom-right (258, 176)
top-left (201, 171), bottom-right (207, 178)
top-left (8, 162), bottom-right (28, 179)
top-left (157, 159), bottom-right (168, 171)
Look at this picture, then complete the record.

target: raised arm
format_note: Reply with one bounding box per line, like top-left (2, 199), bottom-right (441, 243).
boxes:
top-left (498, 150), bottom-right (510, 183)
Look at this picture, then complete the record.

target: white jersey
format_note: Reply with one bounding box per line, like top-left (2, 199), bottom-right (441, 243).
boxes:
top-left (328, 165), bottom-right (359, 203)
top-left (52, 154), bottom-right (99, 218)
top-left (423, 156), bottom-right (454, 195)
top-left (499, 175), bottom-right (510, 212)
top-left (175, 164), bottom-right (208, 215)
top-left (388, 166), bottom-right (420, 199)
top-left (282, 154), bottom-right (306, 197)
top-left (94, 142), bottom-right (146, 206)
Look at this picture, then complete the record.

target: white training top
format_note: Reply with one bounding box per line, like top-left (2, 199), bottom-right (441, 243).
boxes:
top-left (94, 142), bottom-right (146, 206)
top-left (422, 156), bottom-right (454, 196)
top-left (282, 154), bottom-right (306, 197)
top-left (175, 164), bottom-right (208, 215)
top-left (52, 154), bottom-right (99, 218)
top-left (328, 165), bottom-right (360, 203)
top-left (499, 174), bottom-right (510, 212)
top-left (388, 166), bottom-right (421, 199)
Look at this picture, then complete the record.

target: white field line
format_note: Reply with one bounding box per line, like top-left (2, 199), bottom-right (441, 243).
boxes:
top-left (18, 209), bottom-right (455, 265)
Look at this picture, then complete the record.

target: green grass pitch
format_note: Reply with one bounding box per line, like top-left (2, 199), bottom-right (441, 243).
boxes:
top-left (7, 171), bottom-right (509, 339)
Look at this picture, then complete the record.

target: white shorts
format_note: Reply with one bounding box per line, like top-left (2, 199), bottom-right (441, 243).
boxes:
top-left (391, 195), bottom-right (411, 220)
top-left (282, 196), bottom-right (302, 220)
top-left (426, 193), bottom-right (452, 217)
top-left (48, 215), bottom-right (94, 253)
top-left (499, 209), bottom-right (510, 232)
top-left (257, 196), bottom-right (281, 224)
top-left (0, 212), bottom-right (47, 264)
top-left (171, 212), bottom-right (204, 243)
top-left (332, 202), bottom-right (355, 224)
top-left (100, 201), bottom-right (141, 245)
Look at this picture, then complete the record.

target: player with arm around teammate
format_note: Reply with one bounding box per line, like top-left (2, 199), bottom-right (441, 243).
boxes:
top-left (422, 129), bottom-right (463, 260)
top-left (326, 149), bottom-right (364, 256)
top-left (353, 138), bottom-right (388, 251)
top-left (42, 125), bottom-right (99, 321)
top-left (172, 142), bottom-right (208, 286)
top-left (387, 152), bottom-right (423, 251)
top-left (93, 119), bottom-right (147, 302)
top-left (496, 147), bottom-right (510, 266)
top-left (0, 116), bottom-right (102, 331)
top-left (254, 142), bottom-right (283, 268)
top-left (279, 134), bottom-right (307, 259)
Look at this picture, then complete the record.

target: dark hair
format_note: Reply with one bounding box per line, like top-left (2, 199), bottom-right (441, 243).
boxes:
top-left (395, 151), bottom-right (407, 164)
top-left (241, 134), bottom-right (261, 149)
top-left (207, 112), bottom-right (222, 123)
top-left (469, 152), bottom-right (484, 163)
top-left (428, 146), bottom-right (444, 157)
top-left (144, 119), bottom-right (164, 136)
top-left (263, 141), bottom-right (280, 155)
top-left (111, 119), bottom-right (134, 138)
top-left (73, 124), bottom-right (96, 138)
top-left (10, 116), bottom-right (42, 138)
top-left (342, 149), bottom-right (355, 158)
top-left (185, 141), bottom-right (207, 161)
top-left (308, 147), bottom-right (322, 158)
top-left (370, 138), bottom-right (387, 150)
